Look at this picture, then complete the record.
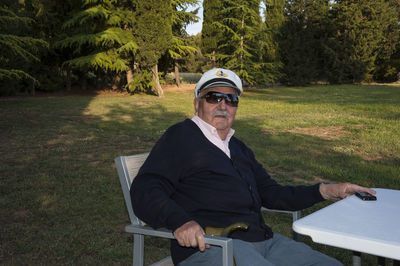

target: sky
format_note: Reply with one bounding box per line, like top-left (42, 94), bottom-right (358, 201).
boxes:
top-left (185, 1), bottom-right (204, 35)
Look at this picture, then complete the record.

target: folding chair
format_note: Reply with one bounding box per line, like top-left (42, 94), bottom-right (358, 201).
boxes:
top-left (115, 152), bottom-right (301, 266)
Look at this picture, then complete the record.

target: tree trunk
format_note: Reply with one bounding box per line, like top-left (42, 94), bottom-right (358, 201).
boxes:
top-left (25, 81), bottom-right (35, 96)
top-left (126, 68), bottom-right (134, 92)
top-left (240, 15), bottom-right (244, 69)
top-left (66, 69), bottom-right (71, 91)
top-left (81, 75), bottom-right (87, 90)
top-left (31, 80), bottom-right (35, 96)
top-left (96, 72), bottom-right (103, 90)
top-left (152, 64), bottom-right (164, 97)
top-left (174, 59), bottom-right (181, 88)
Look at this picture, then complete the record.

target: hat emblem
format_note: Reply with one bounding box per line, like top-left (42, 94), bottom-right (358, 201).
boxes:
top-left (216, 70), bottom-right (228, 78)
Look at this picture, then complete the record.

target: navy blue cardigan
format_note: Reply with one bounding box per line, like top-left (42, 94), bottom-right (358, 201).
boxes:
top-left (131, 119), bottom-right (324, 264)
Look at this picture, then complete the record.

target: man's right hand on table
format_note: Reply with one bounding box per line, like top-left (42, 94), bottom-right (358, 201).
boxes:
top-left (173, 220), bottom-right (211, 251)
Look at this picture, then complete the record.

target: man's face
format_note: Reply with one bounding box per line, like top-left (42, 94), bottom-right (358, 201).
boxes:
top-left (194, 86), bottom-right (238, 138)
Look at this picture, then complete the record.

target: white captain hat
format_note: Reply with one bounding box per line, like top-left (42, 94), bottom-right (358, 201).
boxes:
top-left (194, 68), bottom-right (243, 98)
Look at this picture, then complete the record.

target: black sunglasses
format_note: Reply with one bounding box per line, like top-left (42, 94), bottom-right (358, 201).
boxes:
top-left (201, 91), bottom-right (239, 107)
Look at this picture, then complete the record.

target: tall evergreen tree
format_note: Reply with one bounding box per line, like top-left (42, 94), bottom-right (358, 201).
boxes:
top-left (257, 0), bottom-right (285, 84)
top-left (279, 0), bottom-right (332, 85)
top-left (168, 0), bottom-right (199, 87)
top-left (27, 0), bottom-right (81, 91)
top-left (214, 0), bottom-right (262, 84)
top-left (201, 0), bottom-right (223, 68)
top-left (0, 3), bottom-right (48, 95)
top-left (371, 0), bottom-right (400, 82)
top-left (133, 0), bottom-right (172, 97)
top-left (55, 0), bottom-right (138, 90)
top-left (329, 0), bottom-right (399, 83)
top-left (263, 0), bottom-right (284, 63)
top-left (179, 33), bottom-right (207, 73)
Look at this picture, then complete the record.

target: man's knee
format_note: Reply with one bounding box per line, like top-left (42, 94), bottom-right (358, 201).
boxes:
top-left (178, 247), bottom-right (223, 266)
top-left (267, 234), bottom-right (343, 266)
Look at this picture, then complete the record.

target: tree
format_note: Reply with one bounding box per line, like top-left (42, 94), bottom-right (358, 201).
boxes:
top-left (263, 0), bottom-right (285, 62)
top-left (0, 3), bottom-right (48, 95)
top-left (279, 0), bottom-right (332, 85)
top-left (214, 0), bottom-right (262, 84)
top-left (54, 0), bottom-right (138, 90)
top-left (168, 36), bottom-right (198, 87)
top-left (257, 0), bottom-right (285, 84)
top-left (372, 0), bottom-right (400, 82)
top-left (133, 0), bottom-right (172, 97)
top-left (328, 0), bottom-right (399, 83)
top-left (201, 0), bottom-right (223, 68)
top-left (179, 33), bottom-right (207, 73)
top-left (168, 0), bottom-right (199, 87)
top-left (374, 42), bottom-right (400, 83)
top-left (27, 0), bottom-right (81, 91)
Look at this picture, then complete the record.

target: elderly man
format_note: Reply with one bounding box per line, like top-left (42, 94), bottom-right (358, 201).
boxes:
top-left (131, 68), bottom-right (375, 266)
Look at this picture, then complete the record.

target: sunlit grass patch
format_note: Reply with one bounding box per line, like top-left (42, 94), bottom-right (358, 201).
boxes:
top-left (1, 84), bottom-right (399, 265)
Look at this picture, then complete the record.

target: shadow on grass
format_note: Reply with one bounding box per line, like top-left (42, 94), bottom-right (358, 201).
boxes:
top-left (234, 118), bottom-right (399, 189)
top-left (234, 116), bottom-right (399, 266)
top-left (0, 95), bottom-right (187, 265)
top-left (1, 87), bottom-right (399, 265)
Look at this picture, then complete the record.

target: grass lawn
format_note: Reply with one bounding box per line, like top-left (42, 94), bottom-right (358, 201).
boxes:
top-left (1, 84), bottom-right (399, 265)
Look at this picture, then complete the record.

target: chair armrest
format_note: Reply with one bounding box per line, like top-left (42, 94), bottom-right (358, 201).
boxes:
top-left (261, 207), bottom-right (302, 241)
top-left (125, 224), bottom-right (233, 266)
top-left (125, 224), bottom-right (174, 239)
top-left (261, 207), bottom-right (301, 222)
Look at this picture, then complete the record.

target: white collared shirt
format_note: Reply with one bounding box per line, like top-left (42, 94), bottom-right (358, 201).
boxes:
top-left (191, 115), bottom-right (235, 158)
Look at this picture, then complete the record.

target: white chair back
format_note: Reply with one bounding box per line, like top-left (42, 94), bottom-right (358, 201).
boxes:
top-left (115, 153), bottom-right (149, 226)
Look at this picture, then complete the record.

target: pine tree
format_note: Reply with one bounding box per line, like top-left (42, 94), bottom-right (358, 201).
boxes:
top-left (263, 0), bottom-right (284, 62)
top-left (0, 4), bottom-right (48, 95)
top-left (214, 0), bottom-right (262, 84)
top-left (179, 34), bottom-right (207, 73)
top-left (257, 0), bottom-right (285, 84)
top-left (29, 0), bottom-right (90, 91)
top-left (329, 0), bottom-right (399, 83)
top-left (133, 0), bottom-right (172, 97)
top-left (279, 0), bottom-right (332, 85)
top-left (168, 0), bottom-right (199, 87)
top-left (54, 0), bottom-right (138, 90)
top-left (371, 0), bottom-right (400, 82)
top-left (201, 0), bottom-right (223, 68)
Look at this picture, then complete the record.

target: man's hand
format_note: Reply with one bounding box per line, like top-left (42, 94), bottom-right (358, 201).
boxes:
top-left (320, 183), bottom-right (376, 201)
top-left (173, 220), bottom-right (211, 251)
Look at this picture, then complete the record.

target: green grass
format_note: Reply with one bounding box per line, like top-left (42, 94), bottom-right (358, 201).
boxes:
top-left (1, 84), bottom-right (399, 265)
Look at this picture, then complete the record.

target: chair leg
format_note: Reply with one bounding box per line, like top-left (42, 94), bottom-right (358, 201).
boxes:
top-left (221, 238), bottom-right (234, 266)
top-left (292, 231), bottom-right (301, 242)
top-left (292, 211), bottom-right (301, 242)
top-left (133, 234), bottom-right (144, 266)
top-left (352, 251), bottom-right (361, 266)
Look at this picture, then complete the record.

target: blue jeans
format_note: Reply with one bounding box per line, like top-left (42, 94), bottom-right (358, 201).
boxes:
top-left (178, 234), bottom-right (343, 266)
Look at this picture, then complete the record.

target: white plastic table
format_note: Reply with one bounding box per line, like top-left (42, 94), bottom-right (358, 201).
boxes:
top-left (293, 188), bottom-right (400, 265)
